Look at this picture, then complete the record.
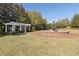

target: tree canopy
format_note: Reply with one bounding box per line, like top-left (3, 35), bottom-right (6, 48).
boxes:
top-left (71, 14), bottom-right (79, 28)
top-left (27, 11), bottom-right (48, 30)
top-left (54, 18), bottom-right (70, 28)
top-left (0, 4), bottom-right (19, 22)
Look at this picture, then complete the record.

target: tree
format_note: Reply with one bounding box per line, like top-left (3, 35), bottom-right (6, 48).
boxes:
top-left (47, 23), bottom-right (53, 30)
top-left (27, 11), bottom-right (48, 31)
top-left (55, 18), bottom-right (70, 28)
top-left (37, 19), bottom-right (48, 30)
top-left (71, 14), bottom-right (79, 28)
top-left (15, 4), bottom-right (30, 23)
top-left (0, 3), bottom-right (19, 23)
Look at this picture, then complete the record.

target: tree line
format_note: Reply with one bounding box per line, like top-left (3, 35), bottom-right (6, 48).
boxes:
top-left (49, 14), bottom-right (79, 29)
top-left (0, 3), bottom-right (79, 34)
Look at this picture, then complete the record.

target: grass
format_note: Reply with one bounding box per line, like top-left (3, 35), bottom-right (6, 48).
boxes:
top-left (0, 30), bottom-right (79, 55)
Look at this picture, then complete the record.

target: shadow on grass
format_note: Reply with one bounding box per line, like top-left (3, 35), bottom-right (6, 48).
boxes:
top-left (0, 32), bottom-right (30, 37)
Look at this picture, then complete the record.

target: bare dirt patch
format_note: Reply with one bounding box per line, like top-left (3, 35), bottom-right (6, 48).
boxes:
top-left (32, 31), bottom-right (79, 39)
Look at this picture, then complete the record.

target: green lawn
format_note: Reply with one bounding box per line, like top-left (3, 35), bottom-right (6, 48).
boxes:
top-left (0, 32), bottom-right (79, 56)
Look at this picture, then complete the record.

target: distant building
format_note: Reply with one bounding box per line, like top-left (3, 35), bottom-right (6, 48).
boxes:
top-left (3, 22), bottom-right (31, 33)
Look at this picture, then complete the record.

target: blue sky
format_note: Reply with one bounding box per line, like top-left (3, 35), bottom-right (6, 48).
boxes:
top-left (22, 3), bottom-right (79, 23)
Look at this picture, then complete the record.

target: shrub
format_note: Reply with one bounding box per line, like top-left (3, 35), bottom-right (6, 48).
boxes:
top-left (0, 20), bottom-right (5, 35)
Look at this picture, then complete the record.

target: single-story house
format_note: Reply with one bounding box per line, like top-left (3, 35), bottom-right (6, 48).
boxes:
top-left (3, 22), bottom-right (31, 33)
